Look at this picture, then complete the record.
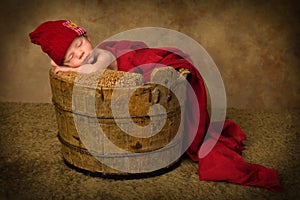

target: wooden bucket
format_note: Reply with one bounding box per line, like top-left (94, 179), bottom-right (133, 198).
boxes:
top-left (49, 67), bottom-right (189, 176)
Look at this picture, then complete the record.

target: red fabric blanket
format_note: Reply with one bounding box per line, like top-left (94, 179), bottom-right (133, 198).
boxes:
top-left (98, 40), bottom-right (282, 192)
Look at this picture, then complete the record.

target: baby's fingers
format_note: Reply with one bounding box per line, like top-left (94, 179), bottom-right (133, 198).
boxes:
top-left (54, 66), bottom-right (62, 74)
top-left (54, 66), bottom-right (68, 73)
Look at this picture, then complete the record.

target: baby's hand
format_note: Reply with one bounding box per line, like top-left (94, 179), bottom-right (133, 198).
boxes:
top-left (51, 59), bottom-right (79, 74)
top-left (54, 66), bottom-right (78, 74)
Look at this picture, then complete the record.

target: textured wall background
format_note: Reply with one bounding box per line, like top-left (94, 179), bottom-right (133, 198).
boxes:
top-left (0, 0), bottom-right (299, 109)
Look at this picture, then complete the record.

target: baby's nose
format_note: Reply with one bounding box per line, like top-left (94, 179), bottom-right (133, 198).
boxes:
top-left (76, 50), bottom-right (84, 59)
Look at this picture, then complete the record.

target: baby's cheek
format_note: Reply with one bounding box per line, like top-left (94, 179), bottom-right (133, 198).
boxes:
top-left (71, 59), bottom-right (82, 68)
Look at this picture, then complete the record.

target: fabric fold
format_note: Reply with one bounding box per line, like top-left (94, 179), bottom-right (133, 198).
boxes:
top-left (98, 40), bottom-right (282, 192)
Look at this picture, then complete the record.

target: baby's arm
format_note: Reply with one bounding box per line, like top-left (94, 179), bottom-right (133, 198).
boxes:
top-left (51, 60), bottom-right (78, 73)
top-left (81, 48), bottom-right (116, 72)
top-left (52, 49), bottom-right (116, 74)
top-left (54, 66), bottom-right (79, 73)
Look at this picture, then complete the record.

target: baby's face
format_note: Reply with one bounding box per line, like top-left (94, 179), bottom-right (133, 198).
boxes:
top-left (63, 36), bottom-right (93, 68)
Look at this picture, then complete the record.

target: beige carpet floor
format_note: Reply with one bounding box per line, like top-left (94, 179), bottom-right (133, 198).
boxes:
top-left (0, 102), bottom-right (299, 200)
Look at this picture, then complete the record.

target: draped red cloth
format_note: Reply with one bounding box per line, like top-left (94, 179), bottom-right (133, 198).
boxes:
top-left (98, 40), bottom-right (282, 192)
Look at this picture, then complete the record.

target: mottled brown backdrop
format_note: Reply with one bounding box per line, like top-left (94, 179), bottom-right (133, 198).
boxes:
top-left (0, 0), bottom-right (299, 109)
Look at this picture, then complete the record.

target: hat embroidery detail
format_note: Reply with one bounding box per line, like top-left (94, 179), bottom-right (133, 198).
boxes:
top-left (62, 20), bottom-right (86, 36)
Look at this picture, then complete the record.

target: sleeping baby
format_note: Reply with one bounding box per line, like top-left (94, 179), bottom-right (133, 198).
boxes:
top-left (29, 20), bottom-right (117, 74)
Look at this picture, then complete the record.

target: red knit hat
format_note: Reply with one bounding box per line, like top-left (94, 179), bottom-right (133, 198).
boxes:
top-left (29, 20), bottom-right (86, 66)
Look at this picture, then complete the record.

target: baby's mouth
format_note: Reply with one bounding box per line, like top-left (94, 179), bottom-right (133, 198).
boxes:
top-left (84, 53), bottom-right (97, 64)
top-left (83, 55), bottom-right (89, 63)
